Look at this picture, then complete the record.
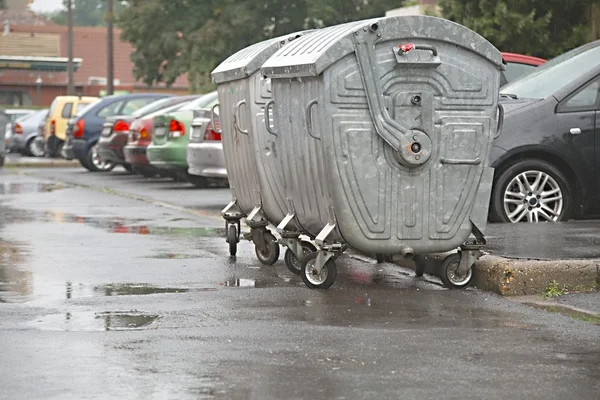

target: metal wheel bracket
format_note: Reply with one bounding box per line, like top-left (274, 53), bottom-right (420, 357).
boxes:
top-left (280, 237), bottom-right (304, 259)
top-left (246, 205), bottom-right (264, 223)
top-left (313, 250), bottom-right (336, 274)
top-left (456, 247), bottom-right (482, 276)
top-left (250, 227), bottom-right (269, 252)
top-left (222, 199), bottom-right (243, 218)
top-left (277, 212), bottom-right (296, 233)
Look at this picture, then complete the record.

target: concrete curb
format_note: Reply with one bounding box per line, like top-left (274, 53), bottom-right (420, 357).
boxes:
top-left (395, 254), bottom-right (599, 296)
top-left (4, 160), bottom-right (80, 168)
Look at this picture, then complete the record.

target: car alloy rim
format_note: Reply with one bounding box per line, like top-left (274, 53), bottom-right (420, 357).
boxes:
top-left (305, 259), bottom-right (328, 285)
top-left (30, 138), bottom-right (45, 157)
top-left (503, 170), bottom-right (563, 223)
top-left (92, 144), bottom-right (114, 171)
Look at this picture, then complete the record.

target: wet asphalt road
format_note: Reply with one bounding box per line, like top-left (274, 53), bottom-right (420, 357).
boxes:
top-left (1, 167), bottom-right (599, 399)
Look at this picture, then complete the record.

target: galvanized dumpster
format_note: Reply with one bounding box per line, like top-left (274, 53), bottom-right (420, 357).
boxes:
top-left (211, 31), bottom-right (312, 268)
top-left (261, 15), bottom-right (503, 289)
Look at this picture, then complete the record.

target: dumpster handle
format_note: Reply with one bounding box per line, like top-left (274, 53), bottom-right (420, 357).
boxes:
top-left (495, 104), bottom-right (504, 139)
top-left (264, 100), bottom-right (276, 136)
top-left (305, 99), bottom-right (320, 140)
top-left (210, 104), bottom-right (221, 134)
top-left (233, 100), bottom-right (248, 135)
top-left (398, 43), bottom-right (438, 57)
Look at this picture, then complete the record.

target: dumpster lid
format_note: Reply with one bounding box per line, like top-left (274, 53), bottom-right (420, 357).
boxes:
top-left (261, 16), bottom-right (503, 78)
top-left (211, 32), bottom-right (308, 84)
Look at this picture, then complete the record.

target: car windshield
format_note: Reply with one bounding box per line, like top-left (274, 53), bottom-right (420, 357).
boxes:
top-left (144, 101), bottom-right (191, 119)
top-left (501, 44), bottom-right (600, 99)
top-left (16, 109), bottom-right (47, 123)
top-left (179, 92), bottom-right (218, 111)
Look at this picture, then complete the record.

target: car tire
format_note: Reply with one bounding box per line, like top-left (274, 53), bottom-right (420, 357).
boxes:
top-left (491, 159), bottom-right (572, 223)
top-left (85, 143), bottom-right (115, 172)
top-left (26, 137), bottom-right (42, 157)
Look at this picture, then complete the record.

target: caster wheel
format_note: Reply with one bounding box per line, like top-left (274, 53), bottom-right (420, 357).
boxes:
top-left (439, 253), bottom-right (473, 289)
top-left (414, 255), bottom-right (426, 277)
top-left (227, 224), bottom-right (238, 256)
top-left (300, 252), bottom-right (337, 290)
top-left (255, 231), bottom-right (280, 265)
top-left (375, 254), bottom-right (385, 264)
top-left (284, 241), bottom-right (317, 275)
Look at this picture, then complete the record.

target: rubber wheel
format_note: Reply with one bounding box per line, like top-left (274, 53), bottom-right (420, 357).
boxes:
top-left (26, 137), bottom-right (44, 157)
top-left (300, 252), bottom-right (337, 289)
top-left (490, 159), bottom-right (572, 223)
top-left (284, 241), bottom-right (317, 275)
top-left (79, 157), bottom-right (92, 171)
top-left (86, 143), bottom-right (115, 172)
top-left (254, 231), bottom-right (280, 265)
top-left (227, 224), bottom-right (238, 256)
top-left (122, 163), bottom-right (133, 173)
top-left (414, 255), bottom-right (426, 277)
top-left (438, 253), bottom-right (473, 289)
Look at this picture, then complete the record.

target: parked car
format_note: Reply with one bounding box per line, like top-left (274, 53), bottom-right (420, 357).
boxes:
top-left (7, 109), bottom-right (49, 156)
top-left (124, 100), bottom-right (198, 177)
top-left (501, 52), bottom-right (547, 86)
top-left (147, 91), bottom-right (219, 186)
top-left (490, 40), bottom-right (600, 223)
top-left (63, 93), bottom-right (172, 172)
top-left (43, 96), bottom-right (98, 157)
top-left (186, 106), bottom-right (226, 184)
top-left (3, 109), bottom-right (36, 149)
top-left (97, 95), bottom-right (198, 171)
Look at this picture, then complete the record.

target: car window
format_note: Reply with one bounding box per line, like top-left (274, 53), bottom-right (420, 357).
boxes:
top-left (180, 92), bottom-right (218, 111)
top-left (559, 77), bottom-right (600, 113)
top-left (76, 100), bottom-right (101, 117)
top-left (121, 98), bottom-right (157, 115)
top-left (61, 103), bottom-right (74, 118)
top-left (130, 97), bottom-right (175, 117)
top-left (97, 100), bottom-right (125, 118)
top-left (503, 63), bottom-right (537, 84)
top-left (501, 45), bottom-right (600, 99)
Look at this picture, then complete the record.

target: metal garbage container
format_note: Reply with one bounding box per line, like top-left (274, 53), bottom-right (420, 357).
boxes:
top-left (261, 15), bottom-right (504, 289)
top-left (211, 31), bottom-right (312, 267)
top-left (0, 109), bottom-right (8, 167)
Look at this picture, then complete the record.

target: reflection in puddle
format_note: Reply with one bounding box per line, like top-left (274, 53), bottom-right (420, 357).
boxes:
top-left (525, 303), bottom-right (600, 325)
top-left (30, 311), bottom-right (160, 331)
top-left (97, 283), bottom-right (190, 296)
top-left (222, 278), bottom-right (261, 288)
top-left (0, 206), bottom-right (224, 238)
top-left (0, 240), bottom-right (31, 302)
top-left (0, 182), bottom-right (71, 194)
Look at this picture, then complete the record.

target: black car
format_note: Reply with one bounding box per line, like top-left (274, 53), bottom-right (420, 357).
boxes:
top-left (490, 40), bottom-right (600, 223)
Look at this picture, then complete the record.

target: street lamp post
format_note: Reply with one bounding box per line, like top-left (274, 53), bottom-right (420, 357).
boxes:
top-left (67, 0), bottom-right (75, 95)
top-left (107, 0), bottom-right (114, 96)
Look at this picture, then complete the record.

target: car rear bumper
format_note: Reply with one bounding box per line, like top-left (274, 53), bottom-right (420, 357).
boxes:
top-left (147, 143), bottom-right (187, 170)
top-left (186, 142), bottom-right (227, 178)
top-left (70, 138), bottom-right (88, 161)
top-left (123, 144), bottom-right (150, 166)
top-left (98, 134), bottom-right (126, 164)
top-left (45, 135), bottom-right (64, 156)
top-left (8, 134), bottom-right (26, 151)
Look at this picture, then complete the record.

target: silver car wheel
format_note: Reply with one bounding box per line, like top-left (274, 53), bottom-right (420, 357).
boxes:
top-left (503, 170), bottom-right (563, 223)
top-left (91, 144), bottom-right (114, 171)
top-left (29, 137), bottom-right (46, 157)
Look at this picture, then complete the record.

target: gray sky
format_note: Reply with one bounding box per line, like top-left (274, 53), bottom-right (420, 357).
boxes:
top-left (30, 0), bottom-right (64, 13)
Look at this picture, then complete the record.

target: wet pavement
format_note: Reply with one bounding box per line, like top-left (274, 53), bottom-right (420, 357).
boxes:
top-left (1, 167), bottom-right (599, 399)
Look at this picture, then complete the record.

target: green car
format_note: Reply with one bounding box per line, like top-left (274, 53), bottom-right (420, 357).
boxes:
top-left (147, 91), bottom-right (218, 185)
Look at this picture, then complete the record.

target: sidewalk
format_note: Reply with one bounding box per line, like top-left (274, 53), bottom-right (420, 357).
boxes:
top-left (397, 221), bottom-right (600, 296)
top-left (2, 154), bottom-right (80, 168)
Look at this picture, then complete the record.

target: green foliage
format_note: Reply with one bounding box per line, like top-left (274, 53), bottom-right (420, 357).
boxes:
top-left (0, 0), bottom-right (6, 10)
top-left (118, 0), bottom-right (406, 92)
top-left (47, 0), bottom-right (127, 27)
top-left (438, 0), bottom-right (600, 59)
top-left (543, 280), bottom-right (566, 298)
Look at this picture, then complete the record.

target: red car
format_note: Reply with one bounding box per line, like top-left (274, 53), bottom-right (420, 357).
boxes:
top-left (501, 52), bottom-right (547, 86)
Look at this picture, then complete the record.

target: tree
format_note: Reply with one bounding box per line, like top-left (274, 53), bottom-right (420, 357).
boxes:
top-left (119, 0), bottom-right (406, 91)
top-left (47, 0), bottom-right (127, 27)
top-left (438, 0), bottom-right (600, 59)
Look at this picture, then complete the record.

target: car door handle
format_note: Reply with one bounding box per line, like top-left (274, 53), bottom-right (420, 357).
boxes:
top-left (570, 128), bottom-right (582, 135)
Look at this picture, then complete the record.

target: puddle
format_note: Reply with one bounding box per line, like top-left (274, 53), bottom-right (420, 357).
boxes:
top-left (0, 206), bottom-right (224, 238)
top-left (0, 182), bottom-right (71, 194)
top-left (30, 310), bottom-right (160, 331)
top-left (0, 277), bottom-right (193, 302)
top-left (525, 303), bottom-right (600, 325)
